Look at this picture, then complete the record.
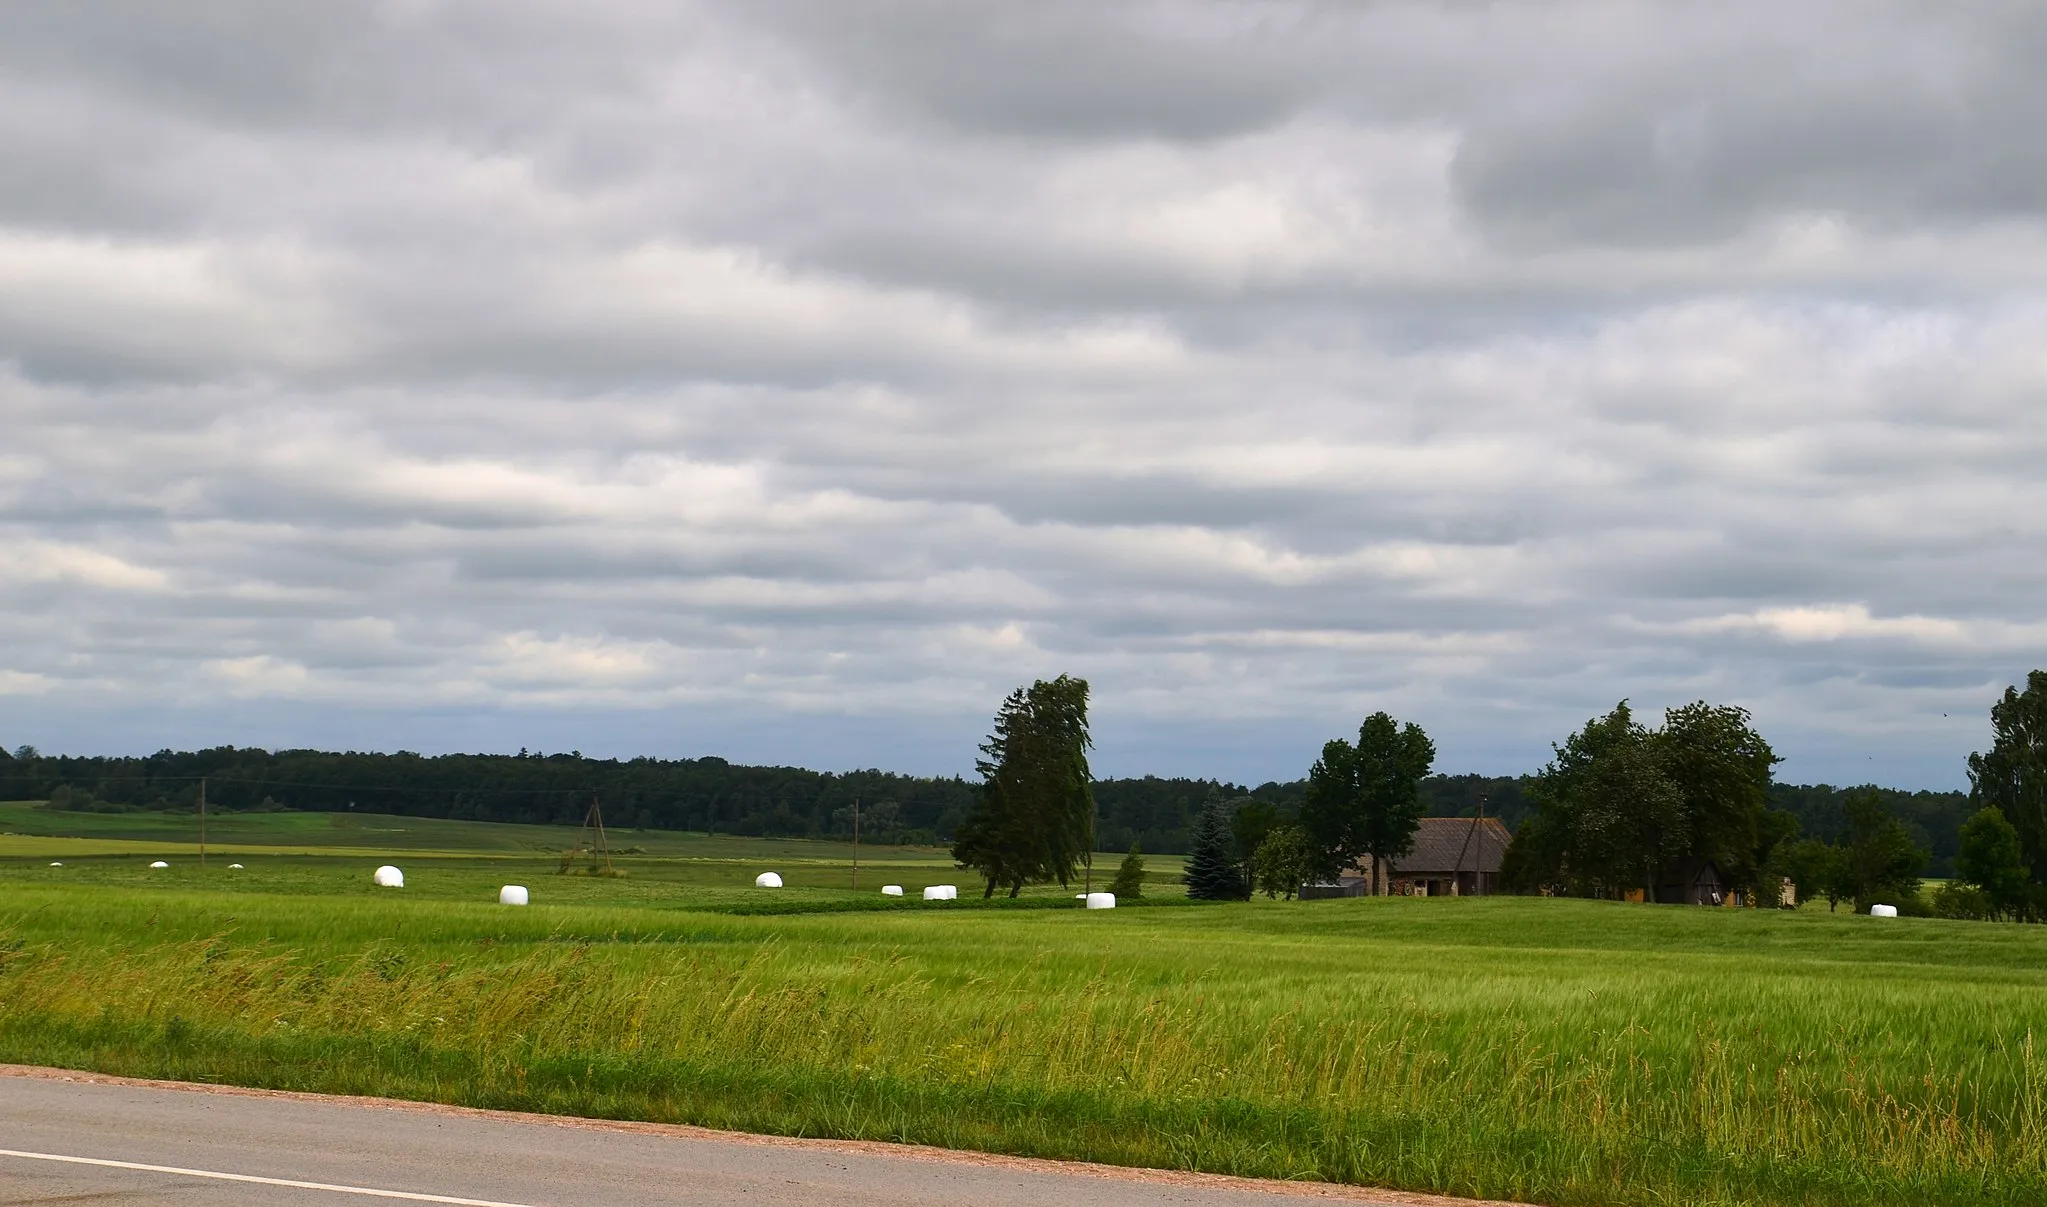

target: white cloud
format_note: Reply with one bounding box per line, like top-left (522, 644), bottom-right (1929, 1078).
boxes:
top-left (1, 2), bottom-right (2044, 787)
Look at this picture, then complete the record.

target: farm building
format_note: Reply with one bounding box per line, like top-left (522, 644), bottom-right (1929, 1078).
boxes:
top-left (1389, 816), bottom-right (1511, 896)
top-left (1656, 858), bottom-right (1726, 905)
top-left (1309, 816), bottom-right (1513, 897)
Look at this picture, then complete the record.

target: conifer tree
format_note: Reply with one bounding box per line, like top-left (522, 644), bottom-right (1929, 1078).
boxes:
top-left (953, 675), bottom-right (1096, 898)
top-left (1184, 801), bottom-right (1245, 900)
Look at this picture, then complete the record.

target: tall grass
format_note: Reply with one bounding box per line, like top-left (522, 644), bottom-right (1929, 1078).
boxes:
top-left (2, 884), bottom-right (2043, 1206)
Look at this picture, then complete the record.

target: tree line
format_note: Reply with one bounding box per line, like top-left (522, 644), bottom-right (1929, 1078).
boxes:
top-left (946, 670), bottom-right (2047, 918)
top-left (8, 669), bottom-right (2043, 916)
top-left (0, 738), bottom-right (1519, 854)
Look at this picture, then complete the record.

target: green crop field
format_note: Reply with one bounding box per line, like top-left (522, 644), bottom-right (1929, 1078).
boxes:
top-left (2, 808), bottom-right (2044, 1207)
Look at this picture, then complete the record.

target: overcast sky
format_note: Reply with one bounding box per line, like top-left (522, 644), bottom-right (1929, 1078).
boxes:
top-left (2, 2), bottom-right (2043, 788)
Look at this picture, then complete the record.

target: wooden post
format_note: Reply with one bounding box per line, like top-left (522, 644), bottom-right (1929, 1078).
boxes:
top-left (851, 798), bottom-right (859, 891)
top-left (199, 776), bottom-right (207, 871)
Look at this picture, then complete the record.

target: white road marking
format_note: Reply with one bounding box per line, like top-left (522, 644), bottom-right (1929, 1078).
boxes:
top-left (0, 1147), bottom-right (543, 1206)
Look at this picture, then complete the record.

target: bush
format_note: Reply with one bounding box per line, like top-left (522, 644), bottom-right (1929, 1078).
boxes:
top-left (1932, 881), bottom-right (1995, 920)
top-left (1108, 845), bottom-right (1146, 899)
top-left (38, 786), bottom-right (136, 814)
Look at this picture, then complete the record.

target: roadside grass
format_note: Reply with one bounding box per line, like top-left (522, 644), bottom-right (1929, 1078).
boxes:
top-left (3, 866), bottom-right (2044, 1207)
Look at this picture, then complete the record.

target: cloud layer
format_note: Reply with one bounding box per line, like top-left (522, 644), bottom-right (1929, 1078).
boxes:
top-left (3, 1), bottom-right (2044, 787)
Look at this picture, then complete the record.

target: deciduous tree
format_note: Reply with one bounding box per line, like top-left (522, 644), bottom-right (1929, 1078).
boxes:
top-left (1840, 788), bottom-right (1927, 912)
top-left (1253, 825), bottom-right (1309, 899)
top-left (1956, 806), bottom-right (2029, 920)
top-left (1109, 843), bottom-right (1147, 899)
top-left (1300, 712), bottom-right (1435, 892)
top-left (1969, 670), bottom-right (2047, 899)
top-left (1655, 702), bottom-right (1781, 895)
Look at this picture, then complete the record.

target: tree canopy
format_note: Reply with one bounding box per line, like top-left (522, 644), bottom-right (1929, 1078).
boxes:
top-left (1955, 806), bottom-right (2029, 920)
top-left (952, 675), bottom-right (1097, 898)
top-left (1969, 669), bottom-right (2047, 904)
top-left (1300, 711), bottom-right (1436, 889)
top-left (1503, 700), bottom-right (1784, 900)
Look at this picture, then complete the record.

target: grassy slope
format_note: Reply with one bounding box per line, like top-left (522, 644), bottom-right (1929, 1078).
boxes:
top-left (2, 849), bottom-right (2044, 1207)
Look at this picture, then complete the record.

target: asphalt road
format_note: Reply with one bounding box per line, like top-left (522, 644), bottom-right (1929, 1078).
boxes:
top-left (0, 1070), bottom-right (1489, 1207)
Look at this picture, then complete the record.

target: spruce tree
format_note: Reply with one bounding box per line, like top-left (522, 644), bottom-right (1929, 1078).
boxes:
top-left (1184, 801), bottom-right (1245, 900)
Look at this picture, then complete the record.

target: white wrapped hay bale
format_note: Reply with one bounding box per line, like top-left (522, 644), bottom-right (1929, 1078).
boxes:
top-left (1086, 892), bottom-right (1116, 910)
top-left (923, 884), bottom-right (957, 901)
top-left (754, 871), bottom-right (783, 888)
top-left (373, 865), bottom-right (404, 887)
top-left (499, 885), bottom-right (529, 905)
top-left (1870, 903), bottom-right (1899, 918)
top-left (149, 860), bottom-right (169, 869)
top-left (48, 861), bottom-right (62, 867)
top-left (228, 863), bottom-right (243, 869)
top-left (881, 884), bottom-right (903, 896)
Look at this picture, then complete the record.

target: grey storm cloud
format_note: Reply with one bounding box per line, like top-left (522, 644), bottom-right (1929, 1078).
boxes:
top-left (1, 1), bottom-right (2044, 786)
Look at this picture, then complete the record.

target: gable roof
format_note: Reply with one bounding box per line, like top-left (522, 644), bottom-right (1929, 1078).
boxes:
top-left (1391, 816), bottom-right (1512, 875)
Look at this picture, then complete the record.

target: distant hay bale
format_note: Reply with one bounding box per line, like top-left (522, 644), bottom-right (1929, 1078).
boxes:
top-left (881, 884), bottom-right (903, 896)
top-left (1086, 892), bottom-right (1116, 909)
top-left (754, 871), bottom-right (784, 888)
top-left (228, 863), bottom-right (244, 869)
top-left (923, 884), bottom-right (957, 901)
top-left (48, 861), bottom-right (61, 867)
top-left (499, 885), bottom-right (529, 905)
top-left (373, 865), bottom-right (404, 887)
top-left (1870, 903), bottom-right (1899, 918)
top-left (148, 861), bottom-right (168, 869)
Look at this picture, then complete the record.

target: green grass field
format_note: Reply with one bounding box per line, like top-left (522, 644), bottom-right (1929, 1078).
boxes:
top-left (2, 806), bottom-right (2044, 1207)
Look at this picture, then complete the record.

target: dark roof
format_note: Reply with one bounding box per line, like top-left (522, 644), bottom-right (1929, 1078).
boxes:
top-left (1391, 816), bottom-right (1512, 875)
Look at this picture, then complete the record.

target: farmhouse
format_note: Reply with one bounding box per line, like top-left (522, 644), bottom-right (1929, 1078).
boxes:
top-left (1389, 816), bottom-right (1511, 896)
top-left (1302, 816), bottom-right (1512, 897)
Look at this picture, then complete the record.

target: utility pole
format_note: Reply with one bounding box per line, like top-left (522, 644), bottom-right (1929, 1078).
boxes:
top-left (851, 798), bottom-right (860, 891)
top-left (199, 776), bottom-right (207, 871)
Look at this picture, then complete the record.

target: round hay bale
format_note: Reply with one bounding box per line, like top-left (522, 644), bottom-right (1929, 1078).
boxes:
top-left (148, 861), bottom-right (169, 869)
top-left (1086, 892), bottom-right (1116, 909)
top-left (1870, 903), bottom-right (1899, 918)
top-left (754, 871), bottom-right (784, 888)
top-left (48, 861), bottom-right (61, 867)
top-left (923, 884), bottom-right (958, 901)
top-left (499, 885), bottom-right (530, 905)
top-left (881, 884), bottom-right (903, 896)
top-left (373, 865), bottom-right (404, 887)
top-left (228, 863), bottom-right (244, 869)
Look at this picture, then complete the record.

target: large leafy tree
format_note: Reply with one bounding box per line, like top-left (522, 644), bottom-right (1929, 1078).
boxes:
top-left (1507, 703), bottom-right (1685, 897)
top-left (1656, 702), bottom-right (1781, 894)
top-left (1956, 806), bottom-right (2029, 920)
top-left (1253, 825), bottom-right (1309, 899)
top-left (952, 674), bottom-right (1096, 898)
top-left (1300, 711), bottom-right (1436, 891)
top-left (1506, 701), bottom-right (1783, 901)
top-left (1969, 670), bottom-right (2047, 898)
top-left (1839, 787), bottom-right (1927, 911)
